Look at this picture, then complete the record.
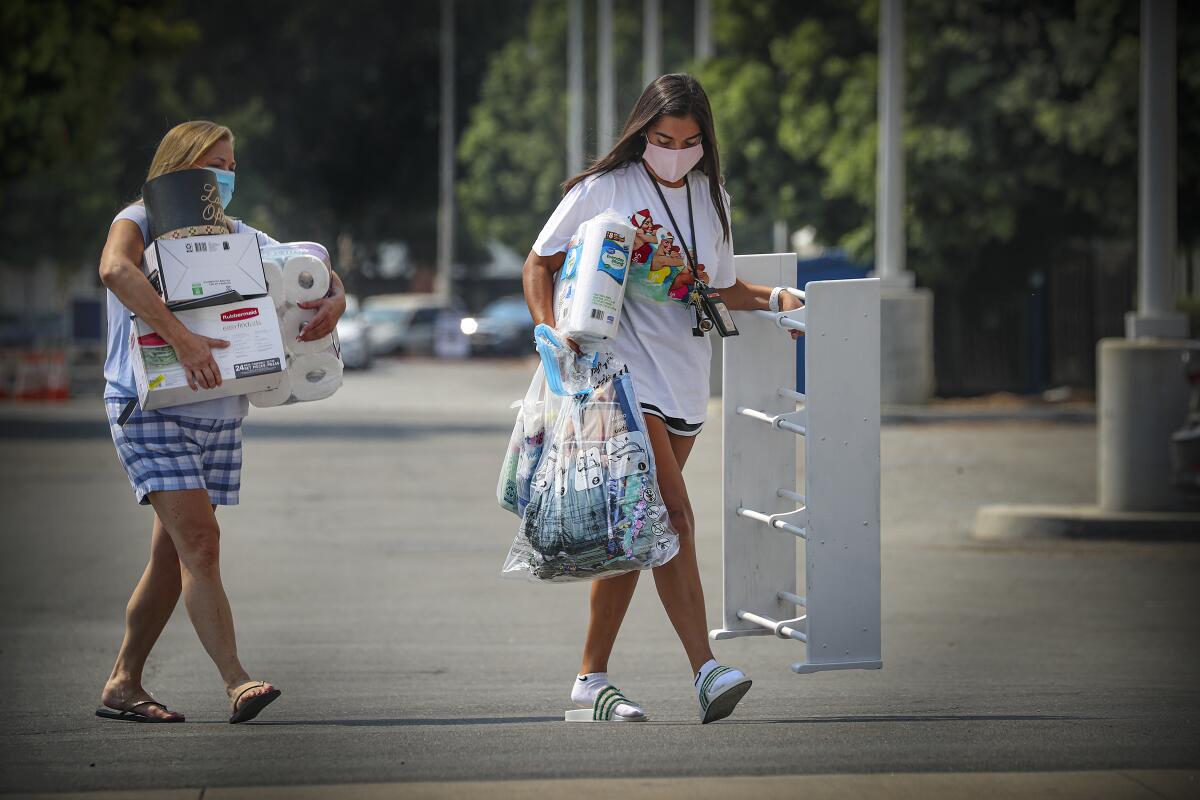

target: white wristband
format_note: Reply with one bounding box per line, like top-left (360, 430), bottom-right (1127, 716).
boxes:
top-left (769, 286), bottom-right (785, 312)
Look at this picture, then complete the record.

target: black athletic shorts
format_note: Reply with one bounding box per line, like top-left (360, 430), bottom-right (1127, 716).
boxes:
top-left (640, 403), bottom-right (704, 438)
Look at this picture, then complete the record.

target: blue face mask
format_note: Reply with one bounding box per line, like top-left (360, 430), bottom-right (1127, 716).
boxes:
top-left (209, 167), bottom-right (236, 208)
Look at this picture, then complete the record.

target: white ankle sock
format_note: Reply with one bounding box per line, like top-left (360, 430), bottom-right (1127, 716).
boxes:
top-left (571, 672), bottom-right (643, 717)
top-left (695, 660), bottom-right (744, 699)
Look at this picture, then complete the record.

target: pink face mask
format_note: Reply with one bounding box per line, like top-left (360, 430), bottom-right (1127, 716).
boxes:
top-left (642, 140), bottom-right (704, 183)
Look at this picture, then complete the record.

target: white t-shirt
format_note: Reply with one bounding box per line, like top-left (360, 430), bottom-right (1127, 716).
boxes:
top-left (533, 162), bottom-right (735, 425)
top-left (103, 203), bottom-right (279, 419)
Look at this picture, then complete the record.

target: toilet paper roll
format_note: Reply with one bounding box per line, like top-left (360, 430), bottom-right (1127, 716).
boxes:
top-left (281, 306), bottom-right (334, 356)
top-left (248, 369), bottom-right (294, 408)
top-left (282, 254), bottom-right (330, 305)
top-left (554, 209), bottom-right (634, 343)
top-left (289, 352), bottom-right (343, 402)
top-left (262, 258), bottom-right (286, 311)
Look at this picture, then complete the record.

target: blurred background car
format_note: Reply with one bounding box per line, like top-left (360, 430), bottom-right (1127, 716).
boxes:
top-left (459, 294), bottom-right (535, 357)
top-left (363, 293), bottom-right (462, 357)
top-left (335, 295), bottom-right (372, 370)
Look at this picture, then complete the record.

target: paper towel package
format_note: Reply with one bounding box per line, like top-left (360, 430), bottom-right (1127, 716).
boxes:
top-left (554, 209), bottom-right (635, 345)
top-left (144, 231), bottom-right (267, 309)
top-left (130, 296), bottom-right (287, 411)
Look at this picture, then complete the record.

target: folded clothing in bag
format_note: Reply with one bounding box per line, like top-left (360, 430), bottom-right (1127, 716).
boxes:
top-left (501, 349), bottom-right (679, 583)
top-left (553, 210), bottom-right (635, 348)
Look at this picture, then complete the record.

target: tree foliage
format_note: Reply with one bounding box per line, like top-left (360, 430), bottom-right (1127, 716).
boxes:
top-left (460, 0), bottom-right (1199, 290)
top-left (457, 0), bottom-right (694, 255)
top-left (1, 0), bottom-right (526, 272)
top-left (699, 0), bottom-right (1200, 286)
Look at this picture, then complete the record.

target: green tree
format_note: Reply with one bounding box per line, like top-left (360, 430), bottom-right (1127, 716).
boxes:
top-left (457, 0), bottom-right (692, 256)
top-left (0, 0), bottom-right (197, 264)
top-left (698, 0), bottom-right (1200, 286)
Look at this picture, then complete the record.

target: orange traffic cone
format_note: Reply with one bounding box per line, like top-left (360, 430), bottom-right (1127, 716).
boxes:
top-left (14, 352), bottom-right (47, 400)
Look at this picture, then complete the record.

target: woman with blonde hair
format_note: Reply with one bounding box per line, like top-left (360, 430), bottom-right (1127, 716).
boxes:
top-left (96, 120), bottom-right (346, 723)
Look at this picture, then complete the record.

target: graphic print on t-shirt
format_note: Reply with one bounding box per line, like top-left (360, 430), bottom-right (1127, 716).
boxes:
top-left (626, 208), bottom-right (699, 303)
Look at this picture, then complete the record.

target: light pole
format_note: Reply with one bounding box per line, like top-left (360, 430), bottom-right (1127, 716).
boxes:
top-left (1098, 0), bottom-right (1197, 514)
top-left (568, 0), bottom-right (584, 176)
top-left (873, 0), bottom-right (933, 406)
top-left (643, 0), bottom-right (661, 87)
top-left (436, 0), bottom-right (454, 299)
top-left (597, 0), bottom-right (615, 154)
top-left (694, 0), bottom-right (711, 61)
top-left (875, 0), bottom-right (910, 289)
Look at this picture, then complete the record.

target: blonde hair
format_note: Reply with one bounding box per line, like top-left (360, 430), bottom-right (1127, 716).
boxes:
top-left (140, 121), bottom-right (236, 230)
top-left (146, 120), bottom-right (233, 182)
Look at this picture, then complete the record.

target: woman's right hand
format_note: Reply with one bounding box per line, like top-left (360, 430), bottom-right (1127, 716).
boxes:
top-left (171, 329), bottom-right (230, 390)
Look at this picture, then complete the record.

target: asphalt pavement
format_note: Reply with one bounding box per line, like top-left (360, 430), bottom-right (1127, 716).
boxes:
top-left (1, 358), bottom-right (1197, 796)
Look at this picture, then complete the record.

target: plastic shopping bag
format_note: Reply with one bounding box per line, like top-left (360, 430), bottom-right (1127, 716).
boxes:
top-left (497, 362), bottom-right (556, 516)
top-left (501, 347), bottom-right (679, 583)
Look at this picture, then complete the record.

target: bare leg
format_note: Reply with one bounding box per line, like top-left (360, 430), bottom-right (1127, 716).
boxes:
top-left (645, 418), bottom-right (714, 674)
top-left (579, 570), bottom-right (640, 674)
top-left (148, 489), bottom-right (274, 708)
top-left (577, 416), bottom-right (713, 676)
top-left (100, 514), bottom-right (185, 720)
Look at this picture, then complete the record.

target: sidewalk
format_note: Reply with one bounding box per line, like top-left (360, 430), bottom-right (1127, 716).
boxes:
top-left (20, 770), bottom-right (1200, 799)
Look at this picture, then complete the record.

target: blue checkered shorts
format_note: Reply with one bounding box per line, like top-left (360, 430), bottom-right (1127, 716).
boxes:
top-left (105, 398), bottom-right (243, 506)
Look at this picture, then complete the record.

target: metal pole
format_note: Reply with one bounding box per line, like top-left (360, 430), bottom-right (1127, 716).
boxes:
top-left (643, 0), bottom-right (661, 88)
top-left (568, 0), bottom-right (584, 175)
top-left (597, 0), bottom-right (615, 154)
top-left (1129, 0), bottom-right (1185, 339)
top-left (436, 0), bottom-right (454, 299)
top-left (694, 0), bottom-right (712, 61)
top-left (875, 0), bottom-right (910, 287)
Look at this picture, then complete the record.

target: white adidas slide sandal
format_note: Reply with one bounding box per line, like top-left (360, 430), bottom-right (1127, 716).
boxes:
top-left (698, 666), bottom-right (752, 724)
top-left (564, 685), bottom-right (647, 722)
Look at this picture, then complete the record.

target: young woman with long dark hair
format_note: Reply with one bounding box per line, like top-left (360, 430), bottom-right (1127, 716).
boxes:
top-left (523, 74), bottom-right (803, 723)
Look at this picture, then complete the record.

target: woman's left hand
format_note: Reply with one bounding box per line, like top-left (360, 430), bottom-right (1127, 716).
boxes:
top-left (778, 289), bottom-right (804, 340)
top-left (296, 281), bottom-right (347, 341)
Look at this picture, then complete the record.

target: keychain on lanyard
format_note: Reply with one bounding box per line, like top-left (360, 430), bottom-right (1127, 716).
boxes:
top-left (644, 163), bottom-right (739, 338)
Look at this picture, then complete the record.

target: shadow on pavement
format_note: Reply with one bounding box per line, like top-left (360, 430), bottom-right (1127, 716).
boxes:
top-left (732, 713), bottom-right (1090, 724)
top-left (0, 419), bottom-right (510, 441)
top-left (241, 715), bottom-right (562, 727)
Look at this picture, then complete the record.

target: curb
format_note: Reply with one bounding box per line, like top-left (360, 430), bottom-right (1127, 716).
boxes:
top-left (974, 503), bottom-right (1200, 541)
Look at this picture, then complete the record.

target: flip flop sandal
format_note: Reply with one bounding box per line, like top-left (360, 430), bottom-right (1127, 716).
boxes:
top-left (564, 685), bottom-right (647, 722)
top-left (95, 699), bottom-right (183, 723)
top-left (699, 667), bottom-right (752, 724)
top-left (228, 681), bottom-right (281, 724)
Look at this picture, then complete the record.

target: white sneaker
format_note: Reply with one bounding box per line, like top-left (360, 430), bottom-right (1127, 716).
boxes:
top-left (697, 665), bottom-right (752, 724)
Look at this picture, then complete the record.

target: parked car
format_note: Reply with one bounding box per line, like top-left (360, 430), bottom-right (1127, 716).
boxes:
top-left (335, 295), bottom-right (372, 370)
top-left (362, 293), bottom-right (461, 356)
top-left (459, 294), bottom-right (535, 357)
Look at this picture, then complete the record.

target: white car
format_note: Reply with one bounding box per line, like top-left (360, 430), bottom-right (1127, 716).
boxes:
top-left (363, 293), bottom-right (461, 356)
top-left (335, 295), bottom-right (372, 370)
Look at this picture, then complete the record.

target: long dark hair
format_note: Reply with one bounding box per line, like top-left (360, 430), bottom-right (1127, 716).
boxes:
top-left (564, 73), bottom-right (729, 242)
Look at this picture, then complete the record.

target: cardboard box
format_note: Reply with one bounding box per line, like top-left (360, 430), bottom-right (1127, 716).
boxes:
top-left (143, 231), bottom-right (267, 308)
top-left (131, 296), bottom-right (287, 410)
